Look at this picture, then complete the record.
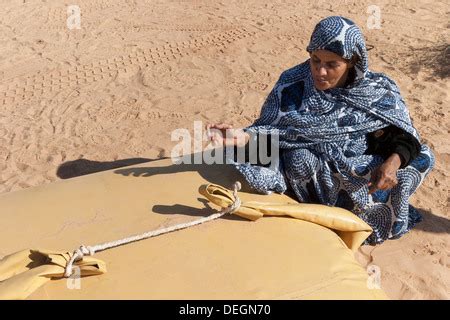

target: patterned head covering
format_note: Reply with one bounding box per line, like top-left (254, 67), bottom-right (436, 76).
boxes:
top-left (306, 16), bottom-right (368, 80)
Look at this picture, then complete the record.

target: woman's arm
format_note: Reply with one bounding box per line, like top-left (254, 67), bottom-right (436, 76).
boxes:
top-left (366, 125), bottom-right (421, 168)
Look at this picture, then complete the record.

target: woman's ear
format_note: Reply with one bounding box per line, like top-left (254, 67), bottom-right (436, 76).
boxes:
top-left (348, 55), bottom-right (358, 68)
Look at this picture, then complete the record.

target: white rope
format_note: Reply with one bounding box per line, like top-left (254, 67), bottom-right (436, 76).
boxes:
top-left (64, 181), bottom-right (242, 278)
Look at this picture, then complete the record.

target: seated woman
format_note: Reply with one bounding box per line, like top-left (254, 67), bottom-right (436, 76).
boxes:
top-left (207, 16), bottom-right (434, 245)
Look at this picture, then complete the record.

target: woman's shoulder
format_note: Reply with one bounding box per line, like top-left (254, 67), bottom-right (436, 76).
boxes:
top-left (278, 61), bottom-right (310, 83)
top-left (366, 70), bottom-right (400, 89)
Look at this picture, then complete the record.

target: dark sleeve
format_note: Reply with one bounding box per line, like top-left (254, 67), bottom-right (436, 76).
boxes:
top-left (366, 125), bottom-right (421, 168)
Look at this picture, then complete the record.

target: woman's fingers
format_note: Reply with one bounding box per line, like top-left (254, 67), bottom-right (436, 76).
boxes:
top-left (368, 168), bottom-right (379, 194)
top-left (369, 161), bottom-right (400, 194)
top-left (205, 124), bottom-right (246, 148)
top-left (369, 173), bottom-right (398, 194)
top-left (368, 182), bottom-right (377, 194)
top-left (207, 123), bottom-right (233, 130)
top-left (380, 171), bottom-right (398, 188)
top-left (207, 128), bottom-right (232, 147)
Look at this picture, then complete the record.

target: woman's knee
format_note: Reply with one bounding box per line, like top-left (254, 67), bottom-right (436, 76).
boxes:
top-left (283, 149), bottom-right (319, 178)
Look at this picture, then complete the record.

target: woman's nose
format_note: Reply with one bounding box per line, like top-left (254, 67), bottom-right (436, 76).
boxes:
top-left (317, 66), bottom-right (327, 77)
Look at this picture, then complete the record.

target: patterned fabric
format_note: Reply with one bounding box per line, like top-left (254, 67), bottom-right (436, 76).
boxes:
top-left (231, 16), bottom-right (434, 244)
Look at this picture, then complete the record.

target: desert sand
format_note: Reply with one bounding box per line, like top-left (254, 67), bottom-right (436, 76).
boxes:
top-left (0, 0), bottom-right (448, 299)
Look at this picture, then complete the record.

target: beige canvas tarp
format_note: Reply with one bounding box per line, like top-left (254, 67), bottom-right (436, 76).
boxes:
top-left (0, 155), bottom-right (387, 299)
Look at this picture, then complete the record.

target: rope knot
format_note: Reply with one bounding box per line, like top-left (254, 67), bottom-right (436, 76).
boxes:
top-left (80, 245), bottom-right (96, 256)
top-left (233, 181), bottom-right (242, 193)
top-left (74, 245), bottom-right (95, 259)
top-left (64, 245), bottom-right (95, 278)
top-left (224, 181), bottom-right (242, 214)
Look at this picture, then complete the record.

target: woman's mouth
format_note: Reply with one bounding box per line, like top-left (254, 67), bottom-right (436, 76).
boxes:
top-left (316, 78), bottom-right (328, 84)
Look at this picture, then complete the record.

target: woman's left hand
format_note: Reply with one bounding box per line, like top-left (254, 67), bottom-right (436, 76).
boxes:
top-left (368, 153), bottom-right (402, 194)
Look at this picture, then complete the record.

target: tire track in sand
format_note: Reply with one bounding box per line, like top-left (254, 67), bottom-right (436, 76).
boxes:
top-left (0, 26), bottom-right (257, 108)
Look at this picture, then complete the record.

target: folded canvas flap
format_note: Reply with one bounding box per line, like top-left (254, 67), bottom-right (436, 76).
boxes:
top-left (0, 249), bottom-right (106, 300)
top-left (199, 183), bottom-right (372, 251)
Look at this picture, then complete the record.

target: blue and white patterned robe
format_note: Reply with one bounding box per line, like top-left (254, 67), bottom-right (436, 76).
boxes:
top-left (232, 16), bottom-right (434, 244)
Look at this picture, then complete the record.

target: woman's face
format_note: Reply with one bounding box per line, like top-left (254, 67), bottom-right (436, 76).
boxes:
top-left (309, 50), bottom-right (353, 90)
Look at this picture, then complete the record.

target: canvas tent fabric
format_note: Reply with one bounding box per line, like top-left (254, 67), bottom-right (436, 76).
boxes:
top-left (0, 155), bottom-right (387, 299)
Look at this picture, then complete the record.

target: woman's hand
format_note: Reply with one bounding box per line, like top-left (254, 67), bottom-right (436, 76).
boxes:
top-left (368, 153), bottom-right (402, 194)
top-left (206, 123), bottom-right (250, 147)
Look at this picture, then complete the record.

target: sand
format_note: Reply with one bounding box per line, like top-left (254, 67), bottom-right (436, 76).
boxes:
top-left (0, 0), bottom-right (448, 299)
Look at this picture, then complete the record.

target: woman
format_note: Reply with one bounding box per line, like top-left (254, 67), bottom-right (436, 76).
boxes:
top-left (207, 16), bottom-right (434, 244)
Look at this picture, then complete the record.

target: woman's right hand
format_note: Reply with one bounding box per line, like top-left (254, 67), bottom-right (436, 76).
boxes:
top-left (206, 123), bottom-right (250, 147)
